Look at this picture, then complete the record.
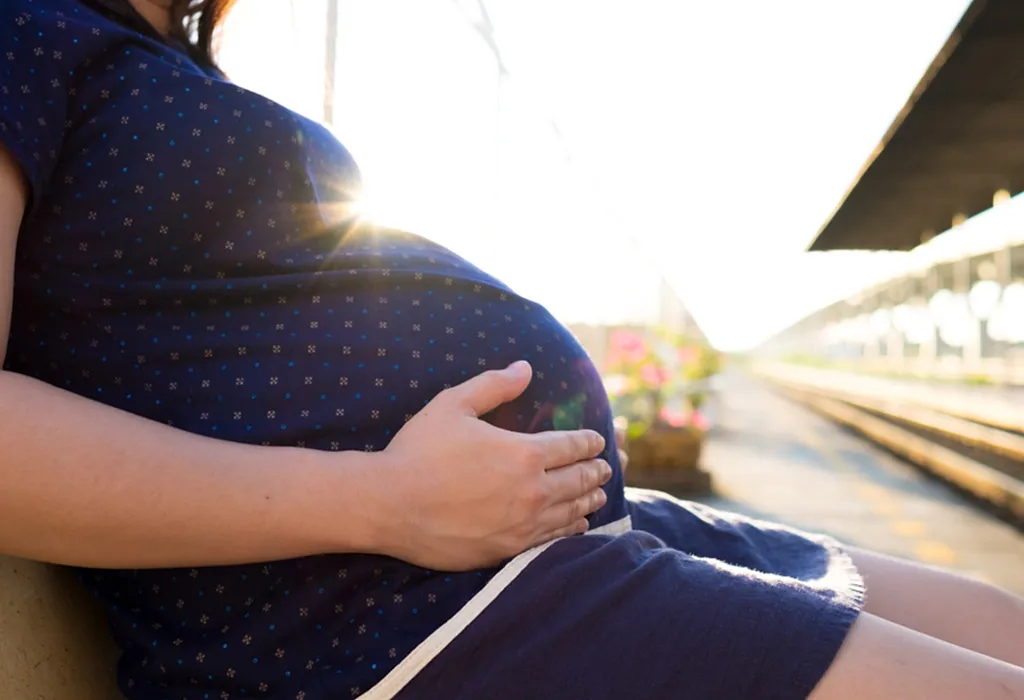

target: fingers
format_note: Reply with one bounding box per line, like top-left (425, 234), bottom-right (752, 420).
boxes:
top-left (443, 361), bottom-right (533, 417)
top-left (567, 488), bottom-right (607, 522)
top-left (534, 486), bottom-right (606, 543)
top-left (529, 460), bottom-right (613, 551)
top-left (544, 458), bottom-right (611, 504)
top-left (531, 429), bottom-right (606, 469)
top-left (532, 518), bottom-right (590, 548)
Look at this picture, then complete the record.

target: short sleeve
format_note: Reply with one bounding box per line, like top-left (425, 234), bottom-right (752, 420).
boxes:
top-left (0, 0), bottom-right (103, 207)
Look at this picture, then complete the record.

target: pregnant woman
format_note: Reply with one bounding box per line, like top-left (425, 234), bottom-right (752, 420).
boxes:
top-left (2, 1), bottom-right (1022, 698)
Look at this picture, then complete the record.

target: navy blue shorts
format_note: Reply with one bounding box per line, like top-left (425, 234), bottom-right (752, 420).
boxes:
top-left (366, 489), bottom-right (864, 700)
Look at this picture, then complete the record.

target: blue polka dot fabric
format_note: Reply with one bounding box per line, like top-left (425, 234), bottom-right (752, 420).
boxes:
top-left (2, 2), bottom-right (862, 698)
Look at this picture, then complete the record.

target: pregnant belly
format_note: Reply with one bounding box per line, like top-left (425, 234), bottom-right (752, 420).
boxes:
top-left (11, 225), bottom-right (615, 451)
top-left (246, 276), bottom-right (615, 451)
top-left (75, 271), bottom-right (628, 698)
top-left (57, 233), bottom-right (628, 698)
top-left (78, 266), bottom-right (617, 456)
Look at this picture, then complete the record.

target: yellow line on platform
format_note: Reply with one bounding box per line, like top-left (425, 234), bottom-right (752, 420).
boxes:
top-left (855, 483), bottom-right (895, 502)
top-left (891, 520), bottom-right (927, 537)
top-left (790, 400), bottom-right (960, 567)
top-left (871, 501), bottom-right (901, 517)
top-left (915, 541), bottom-right (958, 566)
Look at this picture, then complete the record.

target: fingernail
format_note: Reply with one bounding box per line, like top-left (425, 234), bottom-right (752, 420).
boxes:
top-left (600, 461), bottom-right (612, 481)
top-left (508, 360), bottom-right (530, 375)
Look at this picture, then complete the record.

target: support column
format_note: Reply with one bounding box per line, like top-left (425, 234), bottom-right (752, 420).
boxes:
top-left (890, 279), bottom-right (908, 372)
top-left (956, 257), bottom-right (978, 375)
top-left (861, 295), bottom-right (877, 366)
top-left (993, 245), bottom-right (1013, 384)
top-left (920, 266), bottom-right (939, 371)
top-left (995, 245), bottom-right (1012, 285)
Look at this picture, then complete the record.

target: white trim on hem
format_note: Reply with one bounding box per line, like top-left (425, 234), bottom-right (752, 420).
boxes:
top-left (359, 514), bottom-right (633, 700)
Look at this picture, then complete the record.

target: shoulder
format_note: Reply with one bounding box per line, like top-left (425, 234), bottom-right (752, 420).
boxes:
top-left (2, 0), bottom-right (201, 112)
top-left (0, 0), bottom-right (132, 208)
top-left (3, 0), bottom-right (104, 34)
top-left (2, 0), bottom-right (138, 66)
top-left (1, 0), bottom-right (121, 136)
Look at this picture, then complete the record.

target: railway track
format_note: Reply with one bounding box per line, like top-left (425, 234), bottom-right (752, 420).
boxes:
top-left (753, 363), bottom-right (1024, 526)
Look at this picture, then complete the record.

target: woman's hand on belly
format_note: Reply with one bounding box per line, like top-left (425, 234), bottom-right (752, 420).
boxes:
top-left (367, 361), bottom-right (611, 571)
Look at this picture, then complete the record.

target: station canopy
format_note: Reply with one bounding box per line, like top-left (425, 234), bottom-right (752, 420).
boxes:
top-left (810, 0), bottom-right (1024, 251)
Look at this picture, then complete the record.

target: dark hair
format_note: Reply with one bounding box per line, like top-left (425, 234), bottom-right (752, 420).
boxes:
top-left (169, 0), bottom-right (239, 67)
top-left (82, 0), bottom-right (239, 67)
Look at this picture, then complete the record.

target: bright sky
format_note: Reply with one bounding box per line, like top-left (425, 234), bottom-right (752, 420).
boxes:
top-left (218, 0), bottom-right (994, 351)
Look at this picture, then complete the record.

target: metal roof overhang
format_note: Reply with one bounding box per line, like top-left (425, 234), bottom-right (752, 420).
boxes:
top-left (809, 0), bottom-right (1024, 251)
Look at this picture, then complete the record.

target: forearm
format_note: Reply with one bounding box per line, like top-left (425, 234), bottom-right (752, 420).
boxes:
top-left (0, 369), bottom-right (387, 569)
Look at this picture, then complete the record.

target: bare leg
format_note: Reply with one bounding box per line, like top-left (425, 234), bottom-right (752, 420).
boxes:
top-left (850, 547), bottom-right (1024, 667)
top-left (809, 612), bottom-right (1024, 700)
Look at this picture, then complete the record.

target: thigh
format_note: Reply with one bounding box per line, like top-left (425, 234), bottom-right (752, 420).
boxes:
top-left (808, 612), bottom-right (1024, 700)
top-left (849, 547), bottom-right (1024, 667)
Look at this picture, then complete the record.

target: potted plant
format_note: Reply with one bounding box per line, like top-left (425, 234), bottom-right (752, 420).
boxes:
top-left (603, 328), bottom-right (716, 494)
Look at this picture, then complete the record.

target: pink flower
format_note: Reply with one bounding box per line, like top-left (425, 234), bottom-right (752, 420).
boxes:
top-left (688, 409), bottom-right (710, 432)
top-left (659, 405), bottom-right (688, 427)
top-left (609, 330), bottom-right (648, 365)
top-left (677, 346), bottom-right (700, 365)
top-left (658, 406), bottom-right (710, 431)
top-left (640, 364), bottom-right (669, 387)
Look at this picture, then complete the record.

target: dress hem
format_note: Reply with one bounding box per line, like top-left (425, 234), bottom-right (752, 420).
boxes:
top-left (359, 515), bottom-right (634, 700)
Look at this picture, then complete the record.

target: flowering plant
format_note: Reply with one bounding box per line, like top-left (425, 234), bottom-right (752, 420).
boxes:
top-left (603, 327), bottom-right (719, 438)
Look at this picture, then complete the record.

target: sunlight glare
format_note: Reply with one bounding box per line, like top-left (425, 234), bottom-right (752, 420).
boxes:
top-left (217, 0), bottom-right (977, 350)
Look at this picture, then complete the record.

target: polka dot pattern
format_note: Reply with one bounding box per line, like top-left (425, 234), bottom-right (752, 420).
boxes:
top-left (1, 2), bottom-right (626, 697)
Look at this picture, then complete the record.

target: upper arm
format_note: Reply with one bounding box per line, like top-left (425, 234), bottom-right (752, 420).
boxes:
top-left (0, 0), bottom-right (113, 370)
top-left (1, 0), bottom-right (70, 367)
top-left (0, 144), bottom-right (27, 366)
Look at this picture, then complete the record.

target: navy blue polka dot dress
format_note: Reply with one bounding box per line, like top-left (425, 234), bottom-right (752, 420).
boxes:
top-left (2, 2), bottom-right (863, 698)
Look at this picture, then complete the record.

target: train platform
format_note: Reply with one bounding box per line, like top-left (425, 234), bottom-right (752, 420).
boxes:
top-left (753, 363), bottom-right (1024, 432)
top-left (695, 372), bottom-right (1024, 595)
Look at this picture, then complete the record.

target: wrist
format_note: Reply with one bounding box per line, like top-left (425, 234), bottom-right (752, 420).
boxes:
top-left (293, 447), bottom-right (405, 558)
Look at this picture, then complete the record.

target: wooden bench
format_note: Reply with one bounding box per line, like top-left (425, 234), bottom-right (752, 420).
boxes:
top-left (0, 556), bottom-right (120, 698)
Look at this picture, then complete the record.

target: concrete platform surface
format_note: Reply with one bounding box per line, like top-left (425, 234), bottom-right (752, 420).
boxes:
top-left (697, 372), bottom-right (1024, 595)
